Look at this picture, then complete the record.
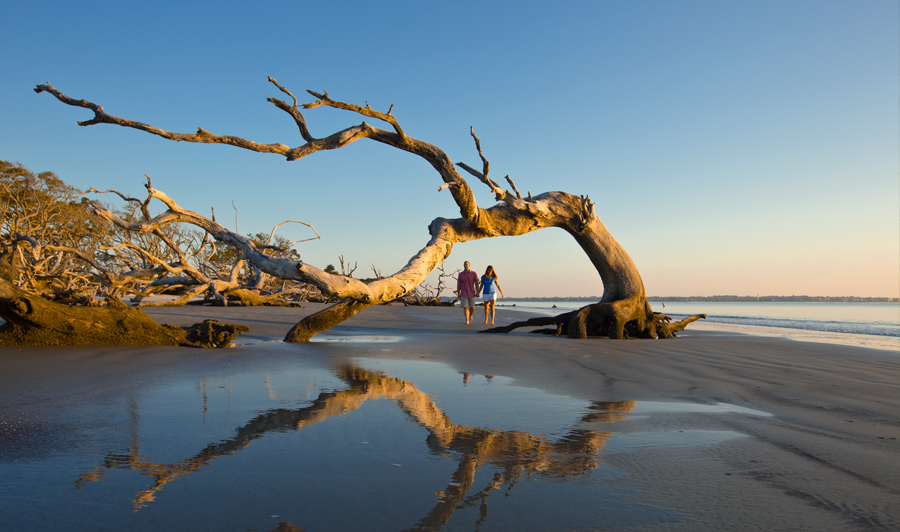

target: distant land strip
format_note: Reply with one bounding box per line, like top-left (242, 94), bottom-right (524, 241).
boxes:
top-left (502, 296), bottom-right (899, 303)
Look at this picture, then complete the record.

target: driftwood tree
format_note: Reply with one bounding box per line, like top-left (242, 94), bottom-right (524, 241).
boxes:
top-left (35, 79), bottom-right (703, 342)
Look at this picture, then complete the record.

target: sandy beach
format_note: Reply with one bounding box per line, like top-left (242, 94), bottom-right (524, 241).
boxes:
top-left (1, 303), bottom-right (897, 531)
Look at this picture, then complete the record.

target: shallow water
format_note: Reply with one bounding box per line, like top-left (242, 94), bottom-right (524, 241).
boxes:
top-left (0, 346), bottom-right (769, 532)
top-left (504, 300), bottom-right (900, 337)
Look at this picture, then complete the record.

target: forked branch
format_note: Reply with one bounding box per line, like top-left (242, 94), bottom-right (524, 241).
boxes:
top-left (35, 79), bottom-right (703, 340)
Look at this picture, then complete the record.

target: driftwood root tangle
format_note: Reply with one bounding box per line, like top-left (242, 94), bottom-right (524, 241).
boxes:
top-left (0, 280), bottom-right (247, 348)
top-left (183, 319), bottom-right (250, 348)
top-left (483, 299), bottom-right (706, 339)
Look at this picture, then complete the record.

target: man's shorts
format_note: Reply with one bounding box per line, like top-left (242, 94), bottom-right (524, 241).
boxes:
top-left (460, 297), bottom-right (478, 308)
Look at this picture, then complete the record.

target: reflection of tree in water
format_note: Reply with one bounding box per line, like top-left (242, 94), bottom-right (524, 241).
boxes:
top-left (76, 366), bottom-right (635, 530)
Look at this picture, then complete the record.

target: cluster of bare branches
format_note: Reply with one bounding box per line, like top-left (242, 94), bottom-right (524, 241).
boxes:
top-left (89, 179), bottom-right (325, 307)
top-left (0, 160), bottom-right (111, 304)
top-left (397, 264), bottom-right (457, 306)
top-left (1, 162), bottom-right (324, 308)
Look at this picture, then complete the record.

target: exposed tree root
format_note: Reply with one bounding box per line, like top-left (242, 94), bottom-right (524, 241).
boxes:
top-left (653, 312), bottom-right (707, 338)
top-left (483, 298), bottom-right (706, 339)
top-left (0, 279), bottom-right (247, 348)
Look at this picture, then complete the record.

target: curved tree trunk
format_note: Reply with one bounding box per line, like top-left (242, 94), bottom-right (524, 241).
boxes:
top-left (35, 80), bottom-right (704, 342)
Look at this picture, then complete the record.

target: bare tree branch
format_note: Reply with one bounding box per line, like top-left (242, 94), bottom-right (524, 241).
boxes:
top-left (265, 220), bottom-right (321, 247)
top-left (34, 83), bottom-right (293, 156)
top-left (31, 80), bottom-right (706, 341)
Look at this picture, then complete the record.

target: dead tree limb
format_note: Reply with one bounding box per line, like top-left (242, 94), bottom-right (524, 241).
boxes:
top-left (36, 79), bottom-right (704, 341)
top-left (87, 184), bottom-right (315, 307)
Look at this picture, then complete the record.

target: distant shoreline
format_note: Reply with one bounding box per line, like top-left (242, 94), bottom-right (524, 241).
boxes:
top-left (503, 296), bottom-right (899, 303)
top-left (5, 303), bottom-right (899, 531)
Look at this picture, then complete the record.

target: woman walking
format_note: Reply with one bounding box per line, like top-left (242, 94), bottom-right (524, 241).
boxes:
top-left (481, 265), bottom-right (505, 325)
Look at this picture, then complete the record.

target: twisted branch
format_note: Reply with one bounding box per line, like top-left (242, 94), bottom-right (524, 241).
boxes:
top-left (34, 79), bottom-right (693, 339)
top-left (34, 83), bottom-right (292, 156)
top-left (303, 89), bottom-right (407, 141)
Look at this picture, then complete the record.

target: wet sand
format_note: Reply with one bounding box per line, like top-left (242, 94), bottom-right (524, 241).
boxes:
top-left (1, 302), bottom-right (898, 531)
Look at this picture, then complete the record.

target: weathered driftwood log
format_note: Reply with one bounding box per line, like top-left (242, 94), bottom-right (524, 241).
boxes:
top-left (0, 279), bottom-right (247, 347)
top-left (36, 80), bottom-right (705, 341)
top-left (484, 306), bottom-right (706, 339)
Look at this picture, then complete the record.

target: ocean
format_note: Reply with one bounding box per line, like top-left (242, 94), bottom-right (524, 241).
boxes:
top-left (500, 300), bottom-right (900, 338)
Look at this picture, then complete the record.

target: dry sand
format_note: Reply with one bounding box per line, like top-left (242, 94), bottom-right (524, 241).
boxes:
top-left (1, 302), bottom-right (898, 531)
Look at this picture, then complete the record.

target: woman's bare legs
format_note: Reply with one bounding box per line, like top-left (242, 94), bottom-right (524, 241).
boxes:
top-left (484, 299), bottom-right (496, 325)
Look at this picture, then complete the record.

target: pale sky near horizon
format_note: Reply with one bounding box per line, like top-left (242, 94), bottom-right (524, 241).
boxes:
top-left (2, 0), bottom-right (897, 298)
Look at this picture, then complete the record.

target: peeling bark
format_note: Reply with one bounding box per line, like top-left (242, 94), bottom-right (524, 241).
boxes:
top-left (484, 299), bottom-right (706, 339)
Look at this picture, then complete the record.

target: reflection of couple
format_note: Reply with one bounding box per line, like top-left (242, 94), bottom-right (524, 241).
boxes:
top-left (457, 260), bottom-right (505, 325)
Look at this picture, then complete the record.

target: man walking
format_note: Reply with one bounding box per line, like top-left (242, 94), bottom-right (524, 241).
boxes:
top-left (456, 261), bottom-right (480, 324)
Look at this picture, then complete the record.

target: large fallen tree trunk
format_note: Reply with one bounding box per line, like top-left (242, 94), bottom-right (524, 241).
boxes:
top-left (0, 278), bottom-right (247, 347)
top-left (36, 79), bottom-right (704, 342)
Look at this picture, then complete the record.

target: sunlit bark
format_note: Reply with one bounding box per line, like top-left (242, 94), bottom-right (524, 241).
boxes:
top-left (36, 80), bottom-right (704, 340)
top-left (0, 278), bottom-right (246, 347)
top-left (77, 365), bottom-right (634, 529)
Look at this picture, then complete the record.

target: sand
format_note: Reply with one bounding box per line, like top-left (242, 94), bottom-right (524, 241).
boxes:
top-left (1, 302), bottom-right (898, 531)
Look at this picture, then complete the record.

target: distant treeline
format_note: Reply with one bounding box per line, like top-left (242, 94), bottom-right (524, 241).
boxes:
top-left (504, 296), bottom-right (899, 303)
top-left (648, 296), bottom-right (899, 303)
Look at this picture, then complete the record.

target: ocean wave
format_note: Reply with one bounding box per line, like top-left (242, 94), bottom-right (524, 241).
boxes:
top-left (502, 300), bottom-right (900, 338)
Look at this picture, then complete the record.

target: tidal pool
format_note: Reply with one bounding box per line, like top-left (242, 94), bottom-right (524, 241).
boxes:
top-left (0, 347), bottom-right (768, 531)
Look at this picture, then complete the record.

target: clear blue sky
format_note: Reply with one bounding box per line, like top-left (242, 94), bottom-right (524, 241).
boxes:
top-left (2, 0), bottom-right (897, 298)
